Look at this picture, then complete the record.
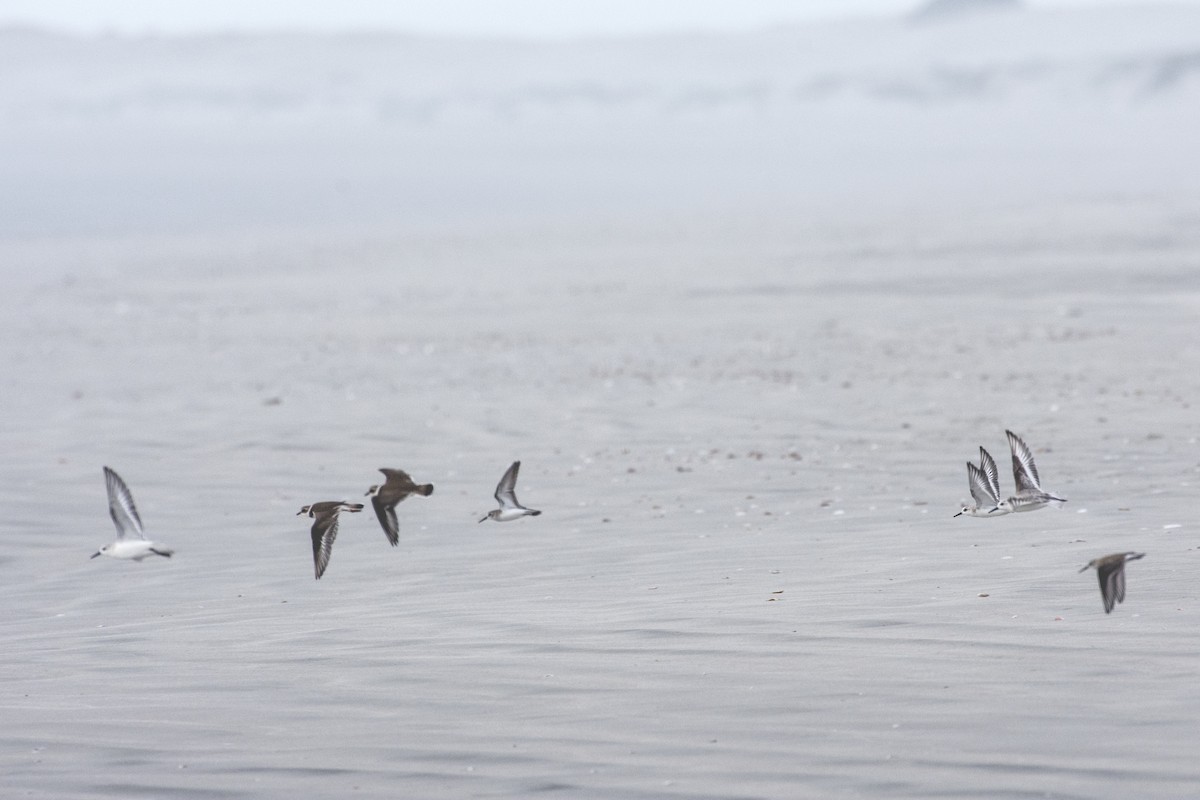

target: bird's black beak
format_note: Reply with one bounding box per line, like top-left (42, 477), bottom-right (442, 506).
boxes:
top-left (987, 507), bottom-right (999, 513)
top-left (952, 511), bottom-right (963, 517)
top-left (478, 516), bottom-right (487, 523)
top-left (1078, 565), bottom-right (1089, 573)
top-left (90, 551), bottom-right (101, 559)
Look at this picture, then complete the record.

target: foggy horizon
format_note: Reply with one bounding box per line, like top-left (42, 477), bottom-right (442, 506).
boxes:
top-left (4, 0), bottom-right (1200, 39)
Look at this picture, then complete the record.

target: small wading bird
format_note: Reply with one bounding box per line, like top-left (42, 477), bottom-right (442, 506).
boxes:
top-left (991, 429), bottom-right (1066, 513)
top-left (954, 446), bottom-right (1008, 518)
top-left (479, 461), bottom-right (541, 523)
top-left (364, 468), bottom-right (434, 546)
top-left (1080, 552), bottom-right (1145, 614)
top-left (91, 467), bottom-right (174, 561)
top-left (297, 501), bottom-right (364, 580)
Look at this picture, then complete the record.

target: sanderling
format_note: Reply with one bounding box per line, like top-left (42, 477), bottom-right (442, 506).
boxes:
top-left (365, 468), bottom-right (434, 546)
top-left (954, 446), bottom-right (1008, 517)
top-left (990, 430), bottom-right (1066, 513)
top-left (297, 501), bottom-right (364, 580)
top-left (91, 466), bottom-right (174, 561)
top-left (479, 460), bottom-right (541, 523)
top-left (1080, 552), bottom-right (1145, 613)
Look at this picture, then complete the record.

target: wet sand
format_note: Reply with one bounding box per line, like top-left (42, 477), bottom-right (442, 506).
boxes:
top-left (2, 202), bottom-right (1200, 798)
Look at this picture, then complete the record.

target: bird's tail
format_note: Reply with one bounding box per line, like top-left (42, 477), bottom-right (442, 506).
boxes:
top-left (150, 548), bottom-right (174, 558)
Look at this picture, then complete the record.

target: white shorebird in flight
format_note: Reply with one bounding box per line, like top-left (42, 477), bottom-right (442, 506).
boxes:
top-left (954, 446), bottom-right (1008, 518)
top-left (479, 461), bottom-right (541, 523)
top-left (990, 430), bottom-right (1066, 513)
top-left (297, 501), bottom-right (364, 579)
top-left (364, 468), bottom-right (434, 547)
top-left (91, 467), bottom-right (174, 561)
top-left (1080, 552), bottom-right (1144, 614)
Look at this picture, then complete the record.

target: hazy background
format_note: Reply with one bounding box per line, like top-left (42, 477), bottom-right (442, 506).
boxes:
top-left (3, 0), bottom-right (1199, 245)
top-left (11, 0), bottom-right (1200, 36)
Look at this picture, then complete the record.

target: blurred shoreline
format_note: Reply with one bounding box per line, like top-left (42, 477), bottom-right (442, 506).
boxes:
top-left (2, 4), bottom-right (1198, 241)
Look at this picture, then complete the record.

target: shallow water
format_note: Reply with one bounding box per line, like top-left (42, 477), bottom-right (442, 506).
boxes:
top-left (2, 203), bottom-right (1199, 798)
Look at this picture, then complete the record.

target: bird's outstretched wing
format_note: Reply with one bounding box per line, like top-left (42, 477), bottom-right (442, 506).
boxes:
top-left (103, 466), bottom-right (145, 540)
top-left (1006, 430), bottom-right (1042, 493)
top-left (495, 461), bottom-right (521, 509)
top-left (311, 513), bottom-right (341, 580)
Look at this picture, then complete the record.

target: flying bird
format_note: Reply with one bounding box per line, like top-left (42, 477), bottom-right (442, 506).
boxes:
top-left (991, 430), bottom-right (1066, 513)
top-left (1080, 552), bottom-right (1145, 614)
top-left (364, 468), bottom-right (434, 546)
top-left (479, 460), bottom-right (541, 523)
top-left (954, 446), bottom-right (1008, 517)
top-left (297, 501), bottom-right (364, 579)
top-left (91, 467), bottom-right (174, 561)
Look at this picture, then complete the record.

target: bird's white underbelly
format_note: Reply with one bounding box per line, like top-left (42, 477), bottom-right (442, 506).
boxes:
top-left (106, 540), bottom-right (161, 560)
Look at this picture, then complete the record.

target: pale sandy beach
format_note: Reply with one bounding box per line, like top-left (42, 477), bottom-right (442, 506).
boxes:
top-left (2, 5), bottom-right (1200, 798)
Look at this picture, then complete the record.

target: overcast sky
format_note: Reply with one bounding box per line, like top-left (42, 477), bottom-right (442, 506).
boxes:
top-left (2, 0), bottom-right (1193, 37)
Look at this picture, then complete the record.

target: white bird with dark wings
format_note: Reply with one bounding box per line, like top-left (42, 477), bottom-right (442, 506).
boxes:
top-left (479, 461), bottom-right (541, 523)
top-left (91, 467), bottom-right (174, 561)
top-left (954, 446), bottom-right (1008, 518)
top-left (991, 430), bottom-right (1066, 514)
